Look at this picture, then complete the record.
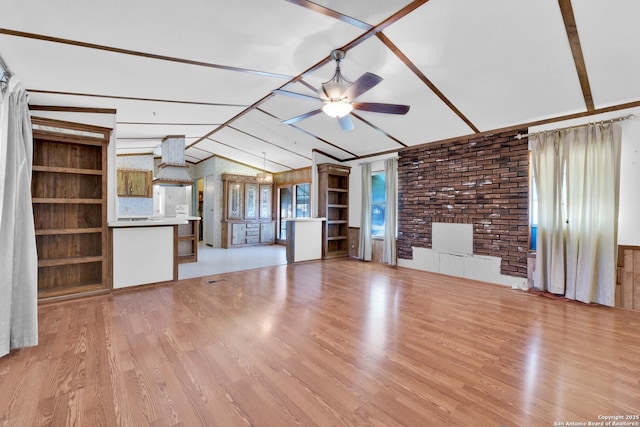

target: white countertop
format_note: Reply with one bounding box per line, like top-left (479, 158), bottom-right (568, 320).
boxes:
top-left (109, 216), bottom-right (201, 228)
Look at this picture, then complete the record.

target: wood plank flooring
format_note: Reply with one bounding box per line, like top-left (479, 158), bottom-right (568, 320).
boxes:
top-left (1, 259), bottom-right (640, 426)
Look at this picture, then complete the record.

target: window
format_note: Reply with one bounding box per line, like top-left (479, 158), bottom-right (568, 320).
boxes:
top-left (295, 183), bottom-right (310, 217)
top-left (372, 172), bottom-right (385, 237)
top-left (529, 164), bottom-right (567, 250)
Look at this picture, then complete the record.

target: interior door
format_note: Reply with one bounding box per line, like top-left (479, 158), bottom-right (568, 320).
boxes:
top-left (204, 174), bottom-right (215, 246)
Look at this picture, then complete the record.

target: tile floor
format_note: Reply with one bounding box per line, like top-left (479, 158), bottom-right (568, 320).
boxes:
top-left (178, 242), bottom-right (287, 279)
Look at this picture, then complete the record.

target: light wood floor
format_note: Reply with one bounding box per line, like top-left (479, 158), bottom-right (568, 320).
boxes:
top-left (2, 259), bottom-right (639, 426)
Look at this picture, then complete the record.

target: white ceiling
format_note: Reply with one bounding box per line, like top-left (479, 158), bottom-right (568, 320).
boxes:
top-left (1, 0), bottom-right (639, 172)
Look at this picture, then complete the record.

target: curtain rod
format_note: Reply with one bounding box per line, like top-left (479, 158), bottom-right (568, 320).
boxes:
top-left (514, 114), bottom-right (636, 140)
top-left (358, 156), bottom-right (398, 166)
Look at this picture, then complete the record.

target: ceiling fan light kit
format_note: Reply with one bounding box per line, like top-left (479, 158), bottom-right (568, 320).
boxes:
top-left (276, 49), bottom-right (410, 131)
top-left (322, 101), bottom-right (353, 118)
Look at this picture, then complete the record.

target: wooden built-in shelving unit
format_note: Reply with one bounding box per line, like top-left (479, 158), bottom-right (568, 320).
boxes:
top-left (317, 163), bottom-right (350, 259)
top-left (31, 117), bottom-right (111, 301)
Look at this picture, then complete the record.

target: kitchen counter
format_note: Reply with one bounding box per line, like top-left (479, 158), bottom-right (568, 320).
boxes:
top-left (285, 217), bottom-right (325, 263)
top-left (108, 216), bottom-right (200, 228)
top-left (109, 216), bottom-right (200, 289)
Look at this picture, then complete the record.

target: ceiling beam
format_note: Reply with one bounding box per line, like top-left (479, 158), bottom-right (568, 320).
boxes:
top-left (256, 108), bottom-right (357, 158)
top-left (350, 112), bottom-right (408, 147)
top-left (27, 89), bottom-right (248, 108)
top-left (342, 99), bottom-right (640, 161)
top-left (557, 0), bottom-right (595, 111)
top-left (29, 105), bottom-right (116, 114)
top-left (284, 0), bottom-right (372, 30)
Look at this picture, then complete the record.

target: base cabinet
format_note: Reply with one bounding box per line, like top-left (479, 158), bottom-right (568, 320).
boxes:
top-left (223, 221), bottom-right (275, 248)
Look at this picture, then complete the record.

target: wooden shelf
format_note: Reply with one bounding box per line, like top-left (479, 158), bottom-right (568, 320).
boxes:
top-left (32, 198), bottom-right (103, 204)
top-left (38, 256), bottom-right (103, 268)
top-left (36, 227), bottom-right (102, 235)
top-left (33, 165), bottom-right (102, 175)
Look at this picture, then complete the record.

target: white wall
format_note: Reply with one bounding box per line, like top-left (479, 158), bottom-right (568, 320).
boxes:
top-left (191, 156), bottom-right (261, 247)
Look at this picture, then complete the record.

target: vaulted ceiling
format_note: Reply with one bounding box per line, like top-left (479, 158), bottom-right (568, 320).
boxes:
top-left (2, 0), bottom-right (639, 172)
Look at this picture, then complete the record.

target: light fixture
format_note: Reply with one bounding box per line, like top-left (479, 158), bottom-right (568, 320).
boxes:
top-left (322, 101), bottom-right (353, 118)
top-left (256, 152), bottom-right (272, 184)
top-left (319, 49), bottom-right (354, 118)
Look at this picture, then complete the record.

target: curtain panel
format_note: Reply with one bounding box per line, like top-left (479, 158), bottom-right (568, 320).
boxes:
top-left (0, 78), bottom-right (38, 357)
top-left (383, 158), bottom-right (397, 266)
top-left (358, 163), bottom-right (372, 261)
top-left (530, 123), bottom-right (621, 306)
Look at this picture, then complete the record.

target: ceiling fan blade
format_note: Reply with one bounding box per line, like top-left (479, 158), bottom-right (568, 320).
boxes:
top-left (282, 109), bottom-right (323, 125)
top-left (352, 102), bottom-right (410, 115)
top-left (272, 89), bottom-right (322, 102)
top-left (341, 72), bottom-right (383, 100)
top-left (338, 115), bottom-right (354, 132)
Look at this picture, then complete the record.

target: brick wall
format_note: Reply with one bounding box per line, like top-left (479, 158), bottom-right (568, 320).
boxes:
top-left (397, 129), bottom-right (529, 278)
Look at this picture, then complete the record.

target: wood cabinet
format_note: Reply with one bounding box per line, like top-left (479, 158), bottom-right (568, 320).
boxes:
top-left (317, 163), bottom-right (351, 259)
top-left (221, 174), bottom-right (274, 248)
top-left (177, 219), bottom-right (199, 263)
top-left (31, 117), bottom-right (110, 301)
top-left (116, 169), bottom-right (152, 197)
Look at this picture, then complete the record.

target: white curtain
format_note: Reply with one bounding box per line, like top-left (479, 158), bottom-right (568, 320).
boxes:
top-left (0, 77), bottom-right (38, 357)
top-left (530, 123), bottom-right (621, 306)
top-left (383, 158), bottom-right (397, 266)
top-left (358, 163), bottom-right (372, 261)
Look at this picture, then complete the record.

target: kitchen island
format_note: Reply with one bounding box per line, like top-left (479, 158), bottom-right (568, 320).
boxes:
top-left (109, 216), bottom-right (200, 289)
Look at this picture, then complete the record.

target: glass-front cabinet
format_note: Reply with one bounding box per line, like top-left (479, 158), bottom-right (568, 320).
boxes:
top-left (221, 174), bottom-right (274, 248)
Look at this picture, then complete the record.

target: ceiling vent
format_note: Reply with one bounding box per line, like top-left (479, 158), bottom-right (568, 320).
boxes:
top-left (153, 135), bottom-right (193, 186)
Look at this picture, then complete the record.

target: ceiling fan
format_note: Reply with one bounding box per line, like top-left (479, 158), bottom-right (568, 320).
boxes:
top-left (274, 49), bottom-right (410, 132)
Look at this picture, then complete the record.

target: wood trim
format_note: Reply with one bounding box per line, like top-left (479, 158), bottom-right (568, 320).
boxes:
top-left (350, 112), bottom-right (408, 147)
top-left (256, 108), bottom-right (357, 158)
top-left (390, 99), bottom-right (640, 158)
top-left (29, 105), bottom-right (117, 114)
top-left (284, 0), bottom-right (373, 30)
top-left (173, 225), bottom-right (179, 281)
top-left (118, 122), bottom-right (221, 126)
top-left (617, 245), bottom-right (640, 310)
top-left (0, 27), bottom-right (292, 79)
top-left (311, 148), bottom-right (344, 163)
top-left (31, 116), bottom-right (112, 141)
top-left (376, 32), bottom-right (480, 134)
top-left (27, 88), bottom-right (248, 108)
top-left (617, 245), bottom-right (640, 267)
top-left (557, 0), bottom-right (594, 111)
